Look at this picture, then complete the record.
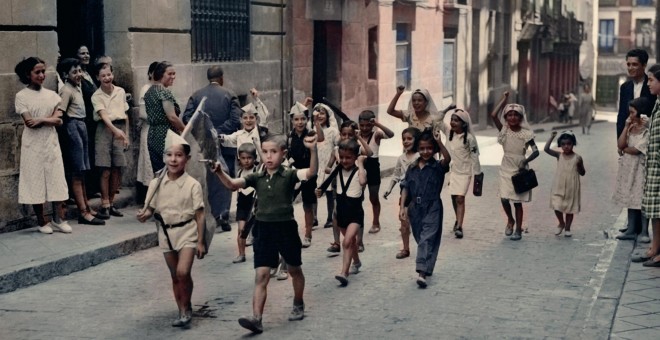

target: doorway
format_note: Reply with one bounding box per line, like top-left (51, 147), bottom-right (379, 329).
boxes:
top-left (312, 21), bottom-right (342, 107)
top-left (57, 0), bottom-right (105, 59)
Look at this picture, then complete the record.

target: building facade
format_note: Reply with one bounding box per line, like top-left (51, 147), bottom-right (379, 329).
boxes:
top-left (596, 0), bottom-right (656, 106)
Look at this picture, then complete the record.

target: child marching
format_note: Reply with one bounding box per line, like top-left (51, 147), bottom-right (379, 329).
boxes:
top-left (212, 134), bottom-right (318, 334)
top-left (544, 131), bottom-right (586, 237)
top-left (232, 143), bottom-right (262, 263)
top-left (137, 131), bottom-right (206, 327)
top-left (490, 92), bottom-right (540, 241)
top-left (400, 131), bottom-right (450, 288)
top-left (436, 108), bottom-right (483, 239)
top-left (384, 127), bottom-right (420, 259)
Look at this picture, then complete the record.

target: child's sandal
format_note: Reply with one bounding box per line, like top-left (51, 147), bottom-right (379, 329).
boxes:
top-left (396, 249), bottom-right (410, 259)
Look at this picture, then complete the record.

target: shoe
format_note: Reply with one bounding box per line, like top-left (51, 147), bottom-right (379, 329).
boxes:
top-left (455, 227), bottom-right (463, 239)
top-left (78, 215), bottom-right (105, 225)
top-left (245, 234), bottom-right (254, 246)
top-left (37, 223), bottom-right (54, 234)
top-left (92, 210), bottom-right (110, 220)
top-left (368, 225), bottom-right (381, 234)
top-left (98, 207), bottom-right (111, 219)
top-left (642, 258), bottom-right (660, 267)
top-left (302, 237), bottom-right (311, 248)
top-left (416, 276), bottom-right (427, 288)
top-left (172, 315), bottom-right (184, 327)
top-left (327, 242), bottom-right (340, 253)
top-left (269, 268), bottom-right (277, 277)
top-left (349, 261), bottom-right (361, 275)
top-left (640, 235), bottom-right (651, 243)
top-left (564, 231), bottom-right (572, 238)
top-left (631, 254), bottom-right (652, 263)
top-left (452, 221), bottom-right (458, 232)
top-left (313, 219), bottom-right (319, 227)
top-left (619, 227), bottom-right (628, 233)
top-left (555, 225), bottom-right (564, 236)
top-left (108, 205), bottom-right (123, 217)
top-left (396, 249), bottom-right (410, 259)
top-left (288, 303), bottom-right (305, 321)
top-left (616, 233), bottom-right (636, 240)
top-left (324, 220), bottom-right (333, 228)
top-left (232, 255), bottom-right (246, 263)
top-left (277, 270), bottom-right (289, 281)
top-left (358, 243), bottom-right (365, 253)
top-left (505, 223), bottom-right (514, 236)
top-left (51, 220), bottom-right (73, 233)
top-left (238, 315), bottom-right (263, 333)
top-left (335, 274), bottom-right (348, 286)
top-left (220, 220), bottom-right (231, 232)
top-left (510, 232), bottom-right (522, 241)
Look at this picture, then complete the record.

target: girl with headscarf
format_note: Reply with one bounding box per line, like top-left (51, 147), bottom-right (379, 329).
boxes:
top-left (310, 103), bottom-right (340, 228)
top-left (489, 91), bottom-right (539, 241)
top-left (436, 108), bottom-right (482, 239)
top-left (387, 86), bottom-right (440, 132)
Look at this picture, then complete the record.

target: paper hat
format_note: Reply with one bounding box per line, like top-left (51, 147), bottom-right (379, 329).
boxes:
top-left (164, 129), bottom-right (189, 150)
top-left (289, 102), bottom-right (308, 117)
top-left (241, 103), bottom-right (257, 116)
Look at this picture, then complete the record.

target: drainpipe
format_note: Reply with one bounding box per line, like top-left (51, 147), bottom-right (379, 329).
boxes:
top-left (280, 0), bottom-right (286, 134)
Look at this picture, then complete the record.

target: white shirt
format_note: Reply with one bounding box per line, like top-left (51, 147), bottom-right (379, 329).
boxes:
top-left (221, 128), bottom-right (262, 162)
top-left (634, 80), bottom-right (644, 99)
top-left (336, 168), bottom-right (364, 198)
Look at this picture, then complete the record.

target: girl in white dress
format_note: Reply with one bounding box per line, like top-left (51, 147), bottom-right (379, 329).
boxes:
top-left (15, 57), bottom-right (72, 234)
top-left (489, 91), bottom-right (540, 241)
top-left (436, 108), bottom-right (482, 239)
top-left (544, 131), bottom-right (586, 237)
top-left (614, 97), bottom-right (651, 242)
top-left (310, 103), bottom-right (339, 228)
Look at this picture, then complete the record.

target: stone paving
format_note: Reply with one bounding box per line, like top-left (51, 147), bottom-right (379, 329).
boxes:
top-left (0, 121), bottom-right (642, 339)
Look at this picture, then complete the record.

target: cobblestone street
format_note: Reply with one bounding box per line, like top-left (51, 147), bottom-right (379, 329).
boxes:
top-left (0, 122), bottom-right (646, 339)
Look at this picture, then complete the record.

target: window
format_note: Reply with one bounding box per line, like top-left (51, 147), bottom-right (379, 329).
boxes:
top-left (636, 0), bottom-right (653, 6)
top-left (596, 75), bottom-right (618, 105)
top-left (396, 23), bottom-right (411, 89)
top-left (636, 19), bottom-right (654, 54)
top-left (443, 41), bottom-right (455, 99)
top-left (368, 26), bottom-right (378, 80)
top-left (191, 0), bottom-right (250, 62)
top-left (598, 19), bottom-right (615, 53)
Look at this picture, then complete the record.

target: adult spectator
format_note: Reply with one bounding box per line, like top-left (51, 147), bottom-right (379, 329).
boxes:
top-left (76, 45), bottom-right (101, 196)
top-left (617, 49), bottom-right (656, 235)
top-left (182, 66), bottom-right (241, 231)
top-left (144, 61), bottom-right (186, 173)
top-left (136, 61), bottom-right (160, 205)
top-left (617, 49), bottom-right (656, 138)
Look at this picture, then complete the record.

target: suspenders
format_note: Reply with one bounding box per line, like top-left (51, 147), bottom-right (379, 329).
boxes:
top-left (339, 167), bottom-right (362, 199)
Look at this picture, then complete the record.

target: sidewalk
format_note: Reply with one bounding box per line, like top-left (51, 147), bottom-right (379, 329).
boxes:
top-left (0, 157), bottom-right (397, 294)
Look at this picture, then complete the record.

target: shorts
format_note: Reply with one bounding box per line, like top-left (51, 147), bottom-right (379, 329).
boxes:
top-left (364, 157), bottom-right (381, 186)
top-left (300, 176), bottom-right (318, 205)
top-left (95, 120), bottom-right (127, 168)
top-left (335, 195), bottom-right (364, 229)
top-left (65, 118), bottom-right (90, 174)
top-left (253, 220), bottom-right (302, 268)
top-left (236, 192), bottom-right (255, 221)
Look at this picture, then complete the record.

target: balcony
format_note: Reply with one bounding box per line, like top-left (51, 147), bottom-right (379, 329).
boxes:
top-left (635, 0), bottom-right (655, 6)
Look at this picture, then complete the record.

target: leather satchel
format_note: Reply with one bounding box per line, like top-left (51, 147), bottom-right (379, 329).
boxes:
top-left (473, 173), bottom-right (484, 196)
top-left (511, 169), bottom-right (538, 194)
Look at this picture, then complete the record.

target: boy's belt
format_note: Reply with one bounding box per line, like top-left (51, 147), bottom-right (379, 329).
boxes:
top-left (414, 196), bottom-right (436, 204)
top-left (154, 213), bottom-right (192, 229)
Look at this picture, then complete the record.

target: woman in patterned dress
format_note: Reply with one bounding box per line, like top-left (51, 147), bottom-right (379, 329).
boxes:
top-left (15, 57), bottom-right (72, 234)
top-left (639, 64), bottom-right (660, 266)
top-left (144, 61), bottom-right (185, 174)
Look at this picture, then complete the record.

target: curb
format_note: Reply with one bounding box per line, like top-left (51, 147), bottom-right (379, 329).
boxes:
top-left (532, 119), bottom-right (606, 134)
top-left (0, 231), bottom-right (157, 294)
top-left (567, 210), bottom-right (634, 339)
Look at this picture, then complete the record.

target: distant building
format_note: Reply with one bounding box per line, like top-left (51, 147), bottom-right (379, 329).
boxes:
top-left (596, 0), bottom-right (656, 107)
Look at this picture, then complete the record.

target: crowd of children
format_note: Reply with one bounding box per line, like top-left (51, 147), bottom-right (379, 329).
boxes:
top-left (16, 55), bottom-right (596, 334)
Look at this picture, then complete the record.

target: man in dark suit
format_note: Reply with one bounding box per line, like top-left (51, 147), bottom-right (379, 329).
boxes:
top-left (616, 49), bottom-right (656, 236)
top-left (182, 66), bottom-right (242, 231)
top-left (617, 48), bottom-right (656, 138)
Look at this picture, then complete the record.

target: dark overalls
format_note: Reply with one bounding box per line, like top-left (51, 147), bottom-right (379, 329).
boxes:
top-left (402, 158), bottom-right (447, 276)
top-left (335, 167), bottom-right (364, 229)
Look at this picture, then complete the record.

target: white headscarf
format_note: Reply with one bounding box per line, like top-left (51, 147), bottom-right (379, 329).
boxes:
top-left (309, 103), bottom-right (338, 130)
top-left (407, 88), bottom-right (439, 117)
top-left (500, 103), bottom-right (532, 131)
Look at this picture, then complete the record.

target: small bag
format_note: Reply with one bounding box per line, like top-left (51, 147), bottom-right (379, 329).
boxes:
top-left (511, 168), bottom-right (538, 194)
top-left (473, 173), bottom-right (484, 196)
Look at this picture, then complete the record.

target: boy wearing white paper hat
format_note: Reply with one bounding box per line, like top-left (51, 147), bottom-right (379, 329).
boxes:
top-left (137, 130), bottom-right (206, 328)
top-left (219, 103), bottom-right (265, 165)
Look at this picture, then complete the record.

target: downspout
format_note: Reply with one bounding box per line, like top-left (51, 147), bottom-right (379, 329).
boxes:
top-left (280, 0), bottom-right (286, 134)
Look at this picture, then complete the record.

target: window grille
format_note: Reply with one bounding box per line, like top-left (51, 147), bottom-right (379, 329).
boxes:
top-left (191, 0), bottom-right (250, 62)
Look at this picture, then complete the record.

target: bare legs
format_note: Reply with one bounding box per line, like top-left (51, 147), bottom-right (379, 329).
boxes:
top-left (252, 264), bottom-right (305, 317)
top-left (368, 184), bottom-right (381, 229)
top-left (71, 175), bottom-right (95, 220)
top-left (339, 224), bottom-right (361, 277)
top-left (100, 167), bottom-right (121, 208)
top-left (164, 248), bottom-right (196, 316)
top-left (500, 199), bottom-right (523, 234)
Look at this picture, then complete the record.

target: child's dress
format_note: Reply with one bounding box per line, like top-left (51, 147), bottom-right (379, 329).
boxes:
top-left (15, 87), bottom-right (68, 204)
top-left (436, 115), bottom-right (481, 196)
top-left (613, 129), bottom-right (649, 209)
top-left (315, 125), bottom-right (339, 188)
top-left (550, 153), bottom-right (581, 213)
top-left (402, 158), bottom-right (448, 276)
top-left (498, 126), bottom-right (535, 202)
